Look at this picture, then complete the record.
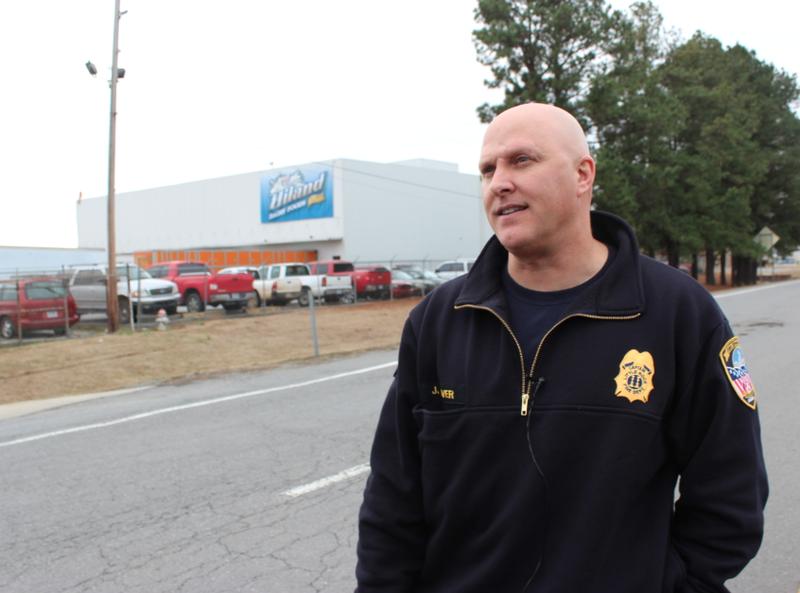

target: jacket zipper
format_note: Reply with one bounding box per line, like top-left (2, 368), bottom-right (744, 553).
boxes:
top-left (523, 313), bottom-right (640, 414)
top-left (456, 306), bottom-right (640, 416)
top-left (456, 304), bottom-right (528, 410)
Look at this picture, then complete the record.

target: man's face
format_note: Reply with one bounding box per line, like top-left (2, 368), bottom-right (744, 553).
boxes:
top-left (479, 110), bottom-right (585, 260)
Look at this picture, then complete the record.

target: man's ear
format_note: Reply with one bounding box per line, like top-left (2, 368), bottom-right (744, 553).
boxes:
top-left (576, 156), bottom-right (596, 196)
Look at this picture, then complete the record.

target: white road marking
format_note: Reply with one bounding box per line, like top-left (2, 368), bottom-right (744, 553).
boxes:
top-left (714, 278), bottom-right (800, 299)
top-left (0, 361), bottom-right (396, 448)
top-left (283, 463), bottom-right (371, 498)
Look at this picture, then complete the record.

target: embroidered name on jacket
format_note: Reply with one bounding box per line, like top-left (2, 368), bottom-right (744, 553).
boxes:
top-left (720, 337), bottom-right (757, 409)
top-left (419, 382), bottom-right (465, 405)
top-left (614, 349), bottom-right (655, 403)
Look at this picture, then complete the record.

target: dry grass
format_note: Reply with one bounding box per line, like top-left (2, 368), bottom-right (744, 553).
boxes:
top-left (0, 298), bottom-right (420, 405)
top-left (3, 267), bottom-right (798, 406)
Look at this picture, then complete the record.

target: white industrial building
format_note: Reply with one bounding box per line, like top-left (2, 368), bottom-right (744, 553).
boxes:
top-left (77, 158), bottom-right (491, 265)
top-left (0, 246), bottom-right (106, 279)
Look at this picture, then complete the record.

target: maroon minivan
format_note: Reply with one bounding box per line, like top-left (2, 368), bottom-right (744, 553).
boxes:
top-left (0, 278), bottom-right (80, 339)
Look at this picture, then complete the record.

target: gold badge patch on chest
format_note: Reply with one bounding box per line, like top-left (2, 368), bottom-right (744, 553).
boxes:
top-left (614, 349), bottom-right (655, 403)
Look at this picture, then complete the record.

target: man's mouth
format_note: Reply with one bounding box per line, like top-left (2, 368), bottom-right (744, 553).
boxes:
top-left (499, 206), bottom-right (527, 216)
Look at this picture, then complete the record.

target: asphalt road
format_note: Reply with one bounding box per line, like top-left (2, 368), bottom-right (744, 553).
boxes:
top-left (0, 350), bottom-right (396, 592)
top-left (716, 282), bottom-right (800, 593)
top-left (1, 281), bottom-right (798, 592)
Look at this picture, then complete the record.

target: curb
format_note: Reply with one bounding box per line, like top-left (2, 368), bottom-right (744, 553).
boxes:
top-left (0, 386), bottom-right (151, 421)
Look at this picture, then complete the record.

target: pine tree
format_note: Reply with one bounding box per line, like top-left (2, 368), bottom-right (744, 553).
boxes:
top-left (473, 0), bottom-right (621, 125)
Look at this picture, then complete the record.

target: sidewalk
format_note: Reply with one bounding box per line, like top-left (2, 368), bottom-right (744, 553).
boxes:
top-left (0, 386), bottom-right (149, 421)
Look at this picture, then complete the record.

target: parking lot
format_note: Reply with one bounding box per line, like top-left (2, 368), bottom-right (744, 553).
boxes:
top-left (0, 260), bottom-right (453, 348)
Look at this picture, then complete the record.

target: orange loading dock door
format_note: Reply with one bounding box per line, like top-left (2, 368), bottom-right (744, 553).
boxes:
top-left (134, 250), bottom-right (318, 273)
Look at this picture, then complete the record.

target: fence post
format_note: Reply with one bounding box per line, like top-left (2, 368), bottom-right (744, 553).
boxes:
top-left (353, 256), bottom-right (360, 304)
top-left (389, 256), bottom-right (396, 301)
top-left (126, 263), bottom-right (134, 332)
top-left (62, 265), bottom-right (70, 337)
top-left (16, 271), bottom-right (22, 346)
top-left (204, 262), bottom-right (208, 321)
top-left (309, 286), bottom-right (319, 357)
top-left (136, 258), bottom-right (142, 330)
top-left (261, 266), bottom-right (267, 313)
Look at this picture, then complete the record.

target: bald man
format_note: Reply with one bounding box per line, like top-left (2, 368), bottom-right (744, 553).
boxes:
top-left (356, 104), bottom-right (767, 593)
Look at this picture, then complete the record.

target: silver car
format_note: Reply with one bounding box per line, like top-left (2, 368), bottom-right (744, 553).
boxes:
top-left (68, 264), bottom-right (180, 323)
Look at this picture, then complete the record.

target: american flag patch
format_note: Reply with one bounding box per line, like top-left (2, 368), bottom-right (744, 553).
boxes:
top-left (720, 337), bottom-right (757, 409)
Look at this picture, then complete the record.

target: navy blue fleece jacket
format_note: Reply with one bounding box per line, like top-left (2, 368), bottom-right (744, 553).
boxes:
top-left (356, 212), bottom-right (767, 592)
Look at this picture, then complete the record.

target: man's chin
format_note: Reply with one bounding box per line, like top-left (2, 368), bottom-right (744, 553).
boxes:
top-left (495, 230), bottom-right (537, 254)
top-left (498, 234), bottom-right (557, 263)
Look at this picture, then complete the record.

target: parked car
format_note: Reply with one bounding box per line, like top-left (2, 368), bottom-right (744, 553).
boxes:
top-left (356, 266), bottom-right (420, 299)
top-left (66, 264), bottom-right (180, 323)
top-left (147, 261), bottom-right (256, 312)
top-left (0, 278), bottom-right (80, 339)
top-left (218, 266), bottom-right (260, 277)
top-left (419, 269), bottom-right (446, 288)
top-left (391, 269), bottom-right (434, 296)
top-left (396, 265), bottom-right (445, 285)
top-left (435, 258), bottom-right (476, 281)
top-left (392, 267), bottom-right (442, 294)
top-left (219, 267), bottom-right (262, 307)
top-left (390, 272), bottom-right (423, 299)
top-left (254, 263), bottom-right (353, 306)
top-left (309, 260), bottom-right (389, 300)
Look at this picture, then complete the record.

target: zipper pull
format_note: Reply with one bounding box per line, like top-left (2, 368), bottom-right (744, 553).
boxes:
top-left (521, 378), bottom-right (545, 417)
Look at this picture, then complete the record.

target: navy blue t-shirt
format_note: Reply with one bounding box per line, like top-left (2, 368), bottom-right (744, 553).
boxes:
top-left (502, 246), bottom-right (617, 369)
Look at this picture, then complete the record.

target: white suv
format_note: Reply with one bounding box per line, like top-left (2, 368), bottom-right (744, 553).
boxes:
top-left (435, 258), bottom-right (477, 281)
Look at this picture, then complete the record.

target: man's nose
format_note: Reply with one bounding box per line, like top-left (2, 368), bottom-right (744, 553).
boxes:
top-left (490, 164), bottom-right (513, 194)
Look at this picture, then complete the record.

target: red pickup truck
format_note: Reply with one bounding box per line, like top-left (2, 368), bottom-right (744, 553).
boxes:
top-left (307, 260), bottom-right (391, 300)
top-left (146, 261), bottom-right (256, 312)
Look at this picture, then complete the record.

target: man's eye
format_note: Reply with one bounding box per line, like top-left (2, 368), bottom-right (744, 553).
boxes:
top-left (481, 166), bottom-right (495, 176)
top-left (517, 156), bottom-right (530, 163)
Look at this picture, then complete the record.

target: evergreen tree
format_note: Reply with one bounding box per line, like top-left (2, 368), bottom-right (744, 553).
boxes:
top-left (585, 1), bottom-right (684, 256)
top-left (478, 0), bottom-right (800, 266)
top-left (659, 35), bottom-right (764, 262)
top-left (473, 0), bottom-right (621, 124)
top-left (734, 48), bottom-right (800, 256)
top-left (589, 9), bottom-right (800, 270)
top-left (661, 36), bottom-right (800, 265)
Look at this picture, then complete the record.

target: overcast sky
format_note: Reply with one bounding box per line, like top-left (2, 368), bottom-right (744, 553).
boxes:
top-left (1, 0), bottom-right (798, 248)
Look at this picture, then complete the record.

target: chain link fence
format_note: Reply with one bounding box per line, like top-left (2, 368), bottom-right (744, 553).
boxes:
top-left (0, 255), bottom-right (476, 348)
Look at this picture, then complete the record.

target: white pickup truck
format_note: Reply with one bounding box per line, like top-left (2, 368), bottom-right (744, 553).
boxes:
top-left (252, 263), bottom-right (354, 306)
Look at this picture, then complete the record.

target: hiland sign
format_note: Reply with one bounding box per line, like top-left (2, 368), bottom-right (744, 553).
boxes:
top-left (260, 166), bottom-right (333, 223)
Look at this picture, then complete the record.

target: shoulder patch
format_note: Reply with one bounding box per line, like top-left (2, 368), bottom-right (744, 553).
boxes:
top-left (720, 337), bottom-right (757, 409)
top-left (614, 349), bottom-right (655, 403)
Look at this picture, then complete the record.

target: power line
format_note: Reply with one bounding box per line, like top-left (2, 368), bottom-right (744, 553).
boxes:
top-left (307, 160), bottom-right (482, 201)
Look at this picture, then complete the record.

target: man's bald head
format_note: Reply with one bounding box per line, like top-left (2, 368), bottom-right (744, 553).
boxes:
top-left (483, 103), bottom-right (591, 166)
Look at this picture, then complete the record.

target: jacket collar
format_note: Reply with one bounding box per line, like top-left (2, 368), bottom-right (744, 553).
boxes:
top-left (454, 211), bottom-right (645, 317)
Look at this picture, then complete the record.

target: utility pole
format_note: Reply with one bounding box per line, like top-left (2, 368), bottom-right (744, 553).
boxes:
top-left (105, 0), bottom-right (123, 333)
